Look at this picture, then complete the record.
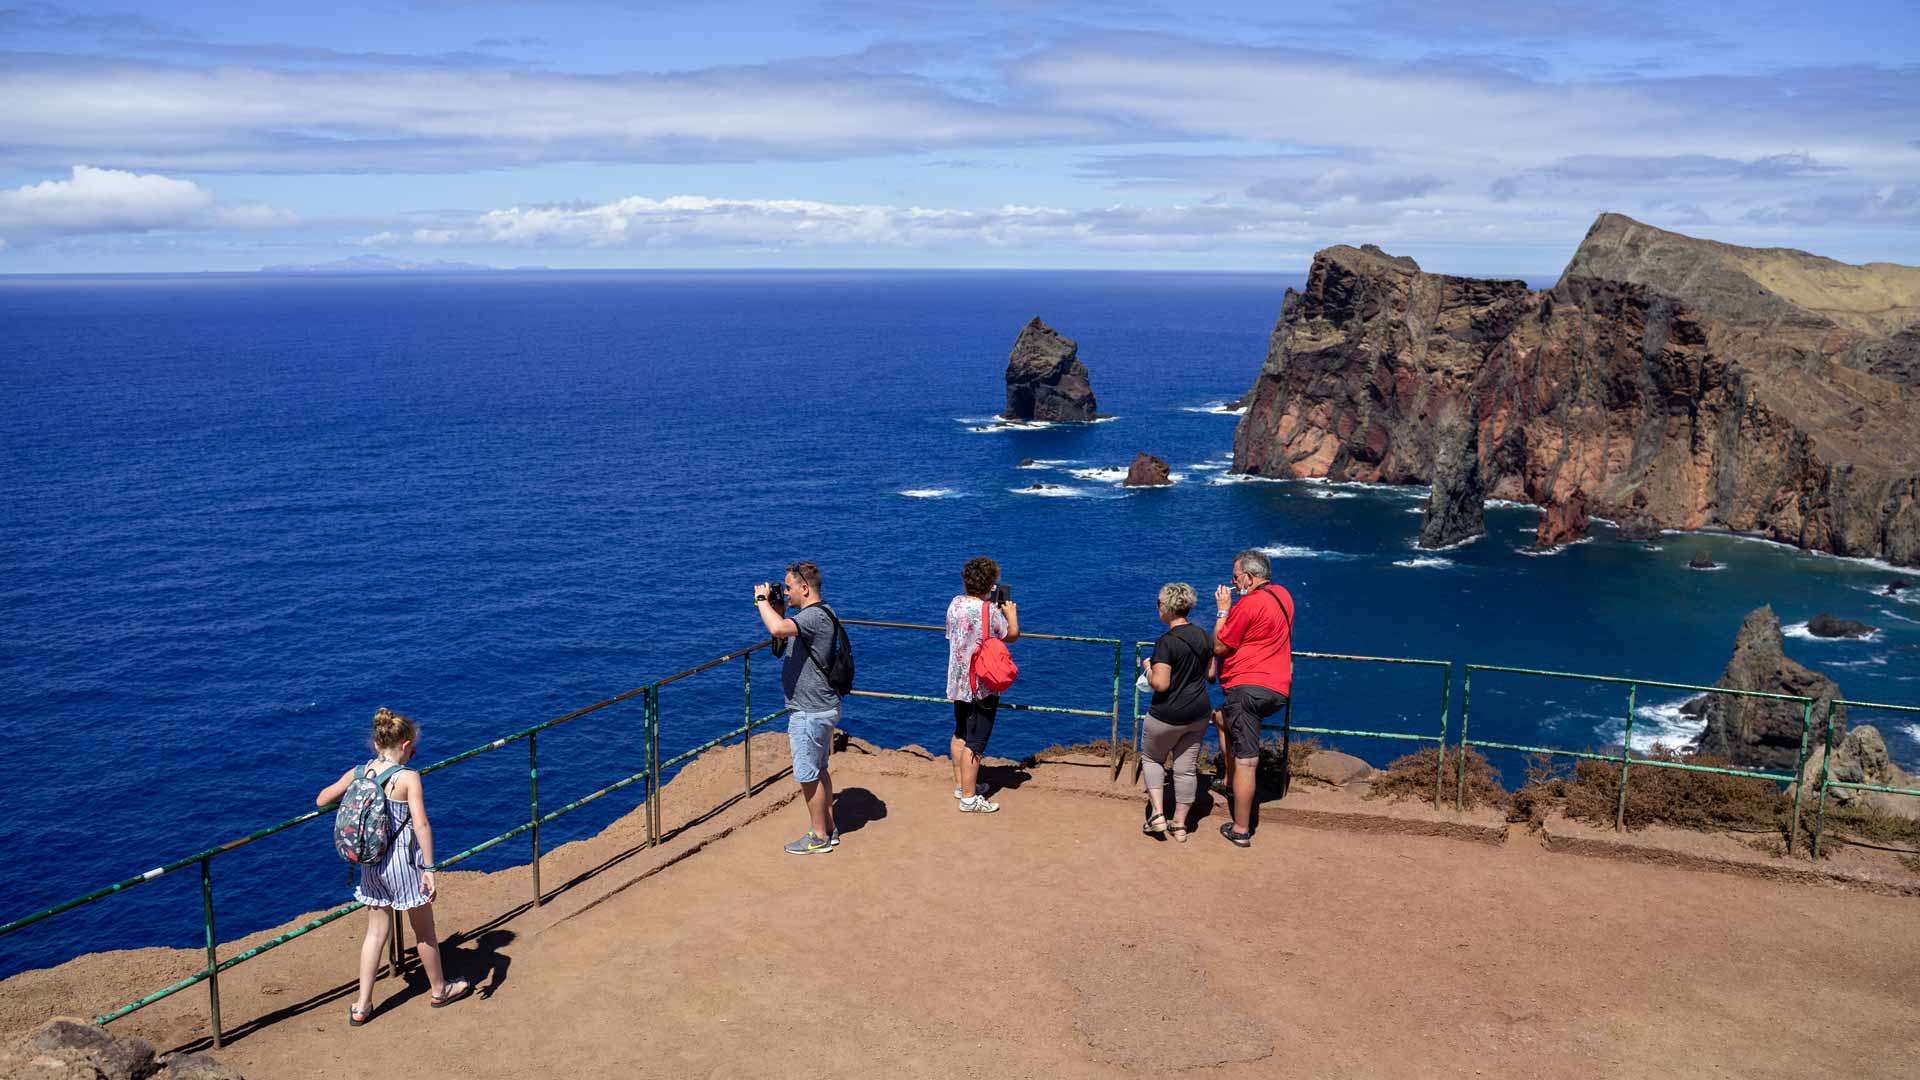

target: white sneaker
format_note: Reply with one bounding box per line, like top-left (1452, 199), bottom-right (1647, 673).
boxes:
top-left (958, 795), bottom-right (1000, 814)
top-left (952, 783), bottom-right (989, 799)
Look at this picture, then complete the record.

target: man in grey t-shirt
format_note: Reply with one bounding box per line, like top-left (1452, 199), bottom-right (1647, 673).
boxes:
top-left (754, 560), bottom-right (842, 855)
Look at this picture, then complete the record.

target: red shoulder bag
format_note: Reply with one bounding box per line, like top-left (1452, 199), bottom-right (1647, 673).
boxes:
top-left (968, 598), bottom-right (1018, 695)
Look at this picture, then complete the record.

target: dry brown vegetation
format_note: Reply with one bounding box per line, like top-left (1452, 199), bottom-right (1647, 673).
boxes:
top-left (1366, 747), bottom-right (1506, 808)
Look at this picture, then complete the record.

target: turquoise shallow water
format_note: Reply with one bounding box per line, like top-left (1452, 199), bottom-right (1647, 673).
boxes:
top-left (1, 269), bottom-right (1914, 977)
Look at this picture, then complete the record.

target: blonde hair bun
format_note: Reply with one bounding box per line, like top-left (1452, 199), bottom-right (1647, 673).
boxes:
top-left (371, 707), bottom-right (419, 751)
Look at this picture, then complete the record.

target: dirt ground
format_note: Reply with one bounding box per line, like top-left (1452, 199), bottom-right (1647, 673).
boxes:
top-left (5, 736), bottom-right (1918, 1079)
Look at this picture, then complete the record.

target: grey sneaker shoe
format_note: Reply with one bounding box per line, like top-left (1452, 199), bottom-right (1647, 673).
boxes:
top-left (784, 832), bottom-right (833, 855)
top-left (828, 829), bottom-right (841, 847)
top-left (958, 795), bottom-right (1000, 814)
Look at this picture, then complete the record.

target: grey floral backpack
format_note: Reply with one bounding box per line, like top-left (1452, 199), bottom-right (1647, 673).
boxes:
top-left (333, 762), bottom-right (404, 865)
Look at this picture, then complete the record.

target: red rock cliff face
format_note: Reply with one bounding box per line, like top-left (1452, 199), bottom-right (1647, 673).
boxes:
top-left (1230, 218), bottom-right (1920, 566)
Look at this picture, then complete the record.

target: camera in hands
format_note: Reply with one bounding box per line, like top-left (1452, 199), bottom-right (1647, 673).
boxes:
top-left (990, 584), bottom-right (1012, 605)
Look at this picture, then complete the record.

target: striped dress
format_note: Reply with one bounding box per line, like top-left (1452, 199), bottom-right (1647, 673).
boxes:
top-left (353, 768), bottom-right (430, 910)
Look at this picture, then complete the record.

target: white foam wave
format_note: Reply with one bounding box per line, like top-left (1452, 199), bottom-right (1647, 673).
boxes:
top-left (1406, 506), bottom-right (1425, 515)
top-left (1486, 499), bottom-right (1543, 511)
top-left (967, 419), bottom-right (1055, 433)
top-left (1017, 458), bottom-right (1078, 470)
top-left (1068, 467), bottom-right (1128, 483)
top-left (1615, 695), bottom-right (1706, 753)
top-left (1857, 584), bottom-right (1920, 606)
top-left (1415, 532), bottom-right (1483, 553)
top-left (1009, 484), bottom-right (1094, 498)
top-left (1393, 556), bottom-right (1454, 569)
top-left (1819, 656), bottom-right (1889, 670)
top-left (1901, 723), bottom-right (1920, 746)
top-left (898, 488), bottom-right (961, 499)
top-left (1881, 608), bottom-right (1920, 626)
top-left (1302, 487), bottom-right (1358, 500)
top-left (1256, 544), bottom-right (1354, 561)
top-left (1180, 401), bottom-right (1247, 416)
top-left (1187, 462), bottom-right (1229, 472)
top-left (1784, 621), bottom-right (1882, 643)
top-left (1518, 536), bottom-right (1594, 557)
top-left (1207, 472), bottom-right (1288, 486)
top-left (1298, 477), bottom-right (1431, 499)
top-left (1687, 561), bottom-right (1726, 572)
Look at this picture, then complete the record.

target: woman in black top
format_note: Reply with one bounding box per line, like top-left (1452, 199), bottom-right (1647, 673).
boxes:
top-left (1138, 582), bottom-right (1215, 841)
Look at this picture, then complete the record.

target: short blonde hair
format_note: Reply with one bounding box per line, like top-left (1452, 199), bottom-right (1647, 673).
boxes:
top-left (1157, 582), bottom-right (1198, 617)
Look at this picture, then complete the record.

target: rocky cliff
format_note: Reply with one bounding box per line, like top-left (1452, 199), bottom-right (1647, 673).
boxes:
top-left (1004, 317), bottom-right (1098, 422)
top-left (1230, 216), bottom-right (1920, 565)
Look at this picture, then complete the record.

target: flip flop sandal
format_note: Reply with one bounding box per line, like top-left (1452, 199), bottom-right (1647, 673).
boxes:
top-left (1170, 826), bottom-right (1189, 843)
top-left (348, 1004), bottom-right (371, 1027)
top-left (1219, 822), bottom-right (1252, 848)
top-left (1142, 814), bottom-right (1168, 838)
top-left (430, 979), bottom-right (472, 1008)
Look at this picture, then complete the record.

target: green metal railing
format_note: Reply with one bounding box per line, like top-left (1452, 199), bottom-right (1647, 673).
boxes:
top-left (1810, 698), bottom-right (1920, 859)
top-left (1129, 645), bottom-right (1452, 806)
top-left (0, 640), bottom-right (787, 1047)
top-left (0, 619), bottom-right (1125, 1047)
top-left (6, 626), bottom-right (1917, 1050)
top-left (1458, 664), bottom-right (1819, 845)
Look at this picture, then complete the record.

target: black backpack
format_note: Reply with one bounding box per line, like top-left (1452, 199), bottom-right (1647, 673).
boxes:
top-left (802, 604), bottom-right (856, 697)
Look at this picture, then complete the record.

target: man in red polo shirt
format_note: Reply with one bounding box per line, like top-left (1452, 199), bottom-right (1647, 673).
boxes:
top-left (1211, 549), bottom-right (1294, 847)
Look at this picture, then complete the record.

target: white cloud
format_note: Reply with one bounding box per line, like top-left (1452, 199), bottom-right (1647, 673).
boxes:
top-left (355, 191), bottom-right (1416, 255)
top-left (0, 57), bottom-right (1109, 174)
top-left (0, 165), bottom-right (295, 242)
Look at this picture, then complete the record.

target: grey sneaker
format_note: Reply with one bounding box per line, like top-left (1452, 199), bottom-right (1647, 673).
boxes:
top-left (958, 795), bottom-right (1000, 814)
top-left (784, 832), bottom-right (833, 855)
top-left (828, 829), bottom-right (841, 847)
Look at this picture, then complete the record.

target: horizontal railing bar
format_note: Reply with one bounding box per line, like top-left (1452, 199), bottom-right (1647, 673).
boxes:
top-left (661, 707), bottom-right (795, 772)
top-left (1824, 779), bottom-right (1920, 797)
top-left (1467, 740), bottom-right (1632, 764)
top-left (1833, 698), bottom-right (1920, 715)
top-left (840, 618), bottom-right (1119, 645)
top-left (1284, 725), bottom-right (1443, 742)
top-left (1129, 642), bottom-right (1449, 669)
top-left (846, 688), bottom-right (1109, 719)
top-left (93, 900), bottom-right (364, 1025)
top-left (1468, 739), bottom-right (1798, 782)
top-left (653, 642), bottom-right (770, 689)
top-left (1466, 664), bottom-right (1811, 703)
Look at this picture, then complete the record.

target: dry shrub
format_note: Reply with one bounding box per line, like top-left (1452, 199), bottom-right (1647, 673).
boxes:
top-left (1022, 739), bottom-right (1125, 767)
top-left (1366, 747), bottom-right (1505, 808)
top-left (1510, 746), bottom-right (1781, 833)
top-left (1815, 803), bottom-right (1920, 848)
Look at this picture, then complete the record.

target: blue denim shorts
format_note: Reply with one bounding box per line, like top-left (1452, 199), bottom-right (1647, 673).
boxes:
top-left (787, 707), bottom-right (838, 784)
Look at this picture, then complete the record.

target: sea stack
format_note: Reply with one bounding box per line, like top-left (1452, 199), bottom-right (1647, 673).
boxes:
top-left (1123, 452), bottom-right (1172, 487)
top-left (1690, 606), bottom-right (1844, 770)
top-left (1532, 489), bottom-right (1591, 550)
top-left (1227, 214), bottom-right (1920, 566)
top-left (1003, 317), bottom-right (1098, 422)
top-left (1417, 403), bottom-right (1485, 549)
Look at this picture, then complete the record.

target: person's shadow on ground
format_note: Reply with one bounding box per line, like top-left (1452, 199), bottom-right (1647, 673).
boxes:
top-left (833, 787), bottom-right (888, 836)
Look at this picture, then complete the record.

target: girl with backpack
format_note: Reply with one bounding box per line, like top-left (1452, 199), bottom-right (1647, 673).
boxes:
top-left (317, 707), bottom-right (471, 1025)
top-left (945, 556), bottom-right (1019, 813)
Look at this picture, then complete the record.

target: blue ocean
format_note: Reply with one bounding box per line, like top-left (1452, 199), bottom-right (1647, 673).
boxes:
top-left (3, 270), bottom-right (1915, 979)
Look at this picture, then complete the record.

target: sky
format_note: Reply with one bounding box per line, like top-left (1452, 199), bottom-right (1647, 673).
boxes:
top-left (1, 0), bottom-right (1916, 275)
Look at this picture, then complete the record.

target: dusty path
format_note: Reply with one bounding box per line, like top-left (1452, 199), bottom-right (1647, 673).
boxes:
top-left (6, 740), bottom-right (1918, 1079)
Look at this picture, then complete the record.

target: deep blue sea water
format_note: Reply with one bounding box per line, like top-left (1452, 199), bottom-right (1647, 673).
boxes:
top-left (3, 270), bottom-right (1916, 979)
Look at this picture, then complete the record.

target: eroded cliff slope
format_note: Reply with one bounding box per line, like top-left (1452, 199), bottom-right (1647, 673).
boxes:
top-left (1230, 215), bottom-right (1920, 565)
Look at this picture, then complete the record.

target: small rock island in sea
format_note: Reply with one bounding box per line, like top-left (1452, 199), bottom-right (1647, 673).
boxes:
top-left (1123, 452), bottom-right (1172, 487)
top-left (1003, 317), bottom-right (1099, 422)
